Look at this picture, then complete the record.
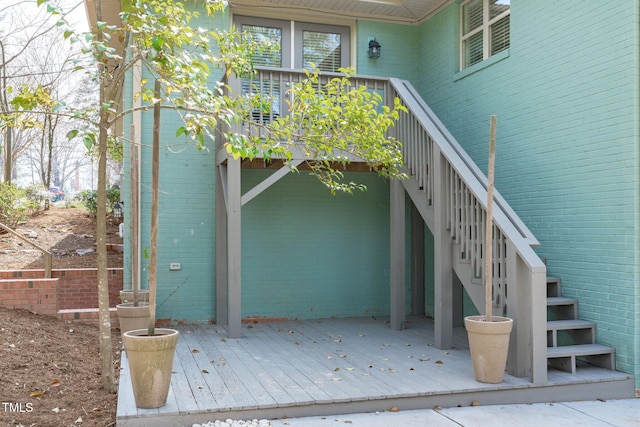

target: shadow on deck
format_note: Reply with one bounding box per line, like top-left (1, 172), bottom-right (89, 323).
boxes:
top-left (116, 317), bottom-right (634, 426)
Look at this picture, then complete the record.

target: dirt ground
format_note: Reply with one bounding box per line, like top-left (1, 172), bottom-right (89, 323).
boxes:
top-left (0, 207), bottom-right (123, 426)
top-left (0, 206), bottom-right (123, 270)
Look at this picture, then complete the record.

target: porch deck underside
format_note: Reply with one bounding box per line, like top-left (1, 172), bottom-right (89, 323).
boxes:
top-left (116, 317), bottom-right (634, 427)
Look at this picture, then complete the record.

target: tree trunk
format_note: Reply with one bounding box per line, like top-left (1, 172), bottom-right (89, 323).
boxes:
top-left (96, 116), bottom-right (115, 392)
top-left (94, 0), bottom-right (115, 392)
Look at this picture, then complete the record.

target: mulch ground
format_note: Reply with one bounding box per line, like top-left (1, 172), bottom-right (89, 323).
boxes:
top-left (1, 207), bottom-right (123, 426)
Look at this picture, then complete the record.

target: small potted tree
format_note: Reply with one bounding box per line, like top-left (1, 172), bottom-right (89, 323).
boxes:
top-left (464, 116), bottom-right (513, 384)
top-left (122, 80), bottom-right (179, 409)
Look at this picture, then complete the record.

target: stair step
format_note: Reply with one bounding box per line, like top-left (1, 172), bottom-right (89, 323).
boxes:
top-left (547, 344), bottom-right (616, 374)
top-left (546, 296), bottom-right (577, 306)
top-left (546, 296), bottom-right (578, 321)
top-left (547, 343), bottom-right (614, 357)
top-left (547, 320), bottom-right (596, 347)
top-left (547, 319), bottom-right (595, 331)
top-left (546, 276), bottom-right (562, 298)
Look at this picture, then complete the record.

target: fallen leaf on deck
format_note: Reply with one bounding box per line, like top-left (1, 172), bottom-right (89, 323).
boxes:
top-left (202, 369), bottom-right (209, 374)
top-left (435, 360), bottom-right (443, 364)
top-left (192, 349), bottom-right (200, 353)
top-left (30, 391), bottom-right (45, 398)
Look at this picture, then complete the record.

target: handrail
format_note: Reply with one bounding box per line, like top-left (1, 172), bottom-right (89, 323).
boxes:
top-left (0, 222), bottom-right (52, 278)
top-left (389, 78), bottom-right (540, 248)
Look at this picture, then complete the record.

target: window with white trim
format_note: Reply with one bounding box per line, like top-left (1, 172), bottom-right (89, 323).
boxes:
top-left (234, 16), bottom-right (350, 72)
top-left (460, 0), bottom-right (510, 70)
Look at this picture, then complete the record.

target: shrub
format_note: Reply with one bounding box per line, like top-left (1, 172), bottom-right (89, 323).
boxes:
top-left (0, 183), bottom-right (28, 228)
top-left (23, 185), bottom-right (50, 209)
top-left (107, 187), bottom-right (120, 210)
top-left (77, 187), bottom-right (120, 215)
top-left (78, 190), bottom-right (98, 214)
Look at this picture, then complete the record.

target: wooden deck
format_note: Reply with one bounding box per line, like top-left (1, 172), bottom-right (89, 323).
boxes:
top-left (116, 317), bottom-right (635, 426)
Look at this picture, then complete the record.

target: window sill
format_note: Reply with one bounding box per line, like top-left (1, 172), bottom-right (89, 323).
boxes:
top-left (454, 49), bottom-right (510, 81)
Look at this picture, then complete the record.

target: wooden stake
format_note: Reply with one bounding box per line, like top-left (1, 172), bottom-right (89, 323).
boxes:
top-left (485, 115), bottom-right (496, 322)
top-left (130, 125), bottom-right (140, 306)
top-left (148, 80), bottom-right (161, 336)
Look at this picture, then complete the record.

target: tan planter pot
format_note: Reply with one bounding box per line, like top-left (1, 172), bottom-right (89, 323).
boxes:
top-left (464, 315), bottom-right (513, 384)
top-left (123, 328), bottom-right (179, 409)
top-left (119, 290), bottom-right (149, 304)
top-left (116, 303), bottom-right (150, 334)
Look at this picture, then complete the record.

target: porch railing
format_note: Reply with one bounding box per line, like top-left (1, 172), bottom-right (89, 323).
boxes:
top-left (225, 67), bottom-right (548, 383)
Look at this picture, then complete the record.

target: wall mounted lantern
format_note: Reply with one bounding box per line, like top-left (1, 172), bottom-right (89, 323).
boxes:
top-left (368, 38), bottom-right (381, 59)
top-left (113, 202), bottom-right (123, 219)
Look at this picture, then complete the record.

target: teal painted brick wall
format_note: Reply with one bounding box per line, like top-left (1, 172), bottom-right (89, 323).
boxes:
top-left (356, 21), bottom-right (419, 81)
top-left (415, 1), bottom-right (640, 385)
top-left (137, 109), bottom-right (217, 324)
top-left (121, 6), bottom-right (229, 323)
top-left (240, 170), bottom-right (392, 319)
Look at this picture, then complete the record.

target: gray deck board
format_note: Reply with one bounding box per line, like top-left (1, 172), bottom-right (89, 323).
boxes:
top-left (241, 324), bottom-right (334, 404)
top-left (116, 317), bottom-right (635, 427)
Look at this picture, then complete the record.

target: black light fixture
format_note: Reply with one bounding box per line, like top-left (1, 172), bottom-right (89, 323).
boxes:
top-left (368, 38), bottom-right (381, 59)
top-left (113, 202), bottom-right (123, 219)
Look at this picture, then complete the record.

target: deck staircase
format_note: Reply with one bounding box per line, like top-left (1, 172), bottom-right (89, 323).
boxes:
top-left (546, 276), bottom-right (616, 374)
top-left (227, 68), bottom-right (622, 385)
top-left (384, 77), bottom-right (619, 384)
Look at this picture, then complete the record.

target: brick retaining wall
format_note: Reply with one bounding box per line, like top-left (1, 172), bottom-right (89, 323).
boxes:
top-left (0, 268), bottom-right (124, 326)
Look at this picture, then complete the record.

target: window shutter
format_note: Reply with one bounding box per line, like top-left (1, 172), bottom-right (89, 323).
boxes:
top-left (302, 31), bottom-right (342, 72)
top-left (462, 0), bottom-right (483, 36)
top-left (490, 15), bottom-right (510, 55)
top-left (465, 32), bottom-right (484, 67)
top-left (243, 25), bottom-right (282, 67)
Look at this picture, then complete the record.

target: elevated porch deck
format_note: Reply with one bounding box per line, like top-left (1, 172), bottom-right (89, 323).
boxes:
top-left (116, 317), bottom-right (634, 426)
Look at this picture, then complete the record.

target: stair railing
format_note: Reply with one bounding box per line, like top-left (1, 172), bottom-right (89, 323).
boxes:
top-left (387, 78), bottom-right (548, 383)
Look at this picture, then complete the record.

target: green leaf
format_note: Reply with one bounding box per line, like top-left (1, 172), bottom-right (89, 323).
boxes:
top-left (66, 130), bottom-right (79, 140)
top-left (83, 134), bottom-right (95, 150)
top-left (152, 36), bottom-right (163, 50)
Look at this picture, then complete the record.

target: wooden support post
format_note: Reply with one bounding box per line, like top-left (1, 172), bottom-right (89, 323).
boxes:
top-left (433, 147), bottom-right (453, 349)
top-left (215, 163), bottom-right (228, 326)
top-left (506, 243), bottom-right (548, 384)
top-left (227, 158), bottom-right (242, 338)
top-left (390, 179), bottom-right (406, 330)
top-left (410, 203), bottom-right (425, 316)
